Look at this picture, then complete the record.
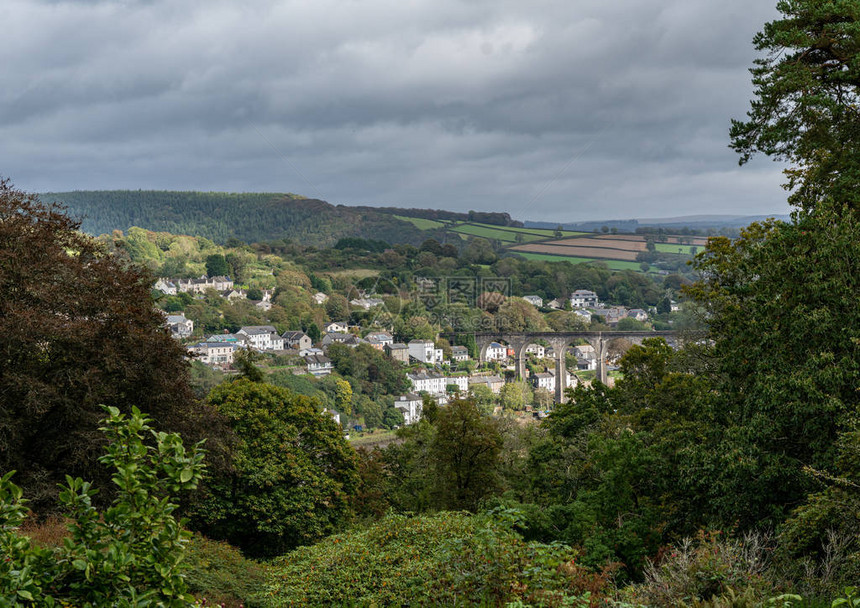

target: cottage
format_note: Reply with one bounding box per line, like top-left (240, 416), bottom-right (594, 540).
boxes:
top-left (165, 314), bottom-right (193, 338)
top-left (394, 393), bottom-right (423, 425)
top-left (385, 342), bottom-right (410, 364)
top-left (282, 331), bottom-right (312, 351)
top-left (522, 295), bottom-right (543, 308)
top-left (304, 354), bottom-right (333, 376)
top-left (484, 342), bottom-right (507, 361)
top-left (469, 375), bottom-right (504, 394)
top-left (324, 321), bottom-right (349, 333)
top-left (450, 345), bottom-right (469, 362)
top-left (627, 309), bottom-right (649, 323)
top-left (531, 372), bottom-right (555, 392)
top-left (349, 297), bottom-right (384, 310)
top-left (570, 289), bottom-right (599, 309)
top-left (322, 332), bottom-right (364, 348)
top-left (365, 332), bottom-right (393, 350)
top-left (154, 278), bottom-right (177, 295)
top-left (313, 292), bottom-right (329, 305)
top-left (187, 342), bottom-right (236, 366)
top-left (525, 343), bottom-right (546, 358)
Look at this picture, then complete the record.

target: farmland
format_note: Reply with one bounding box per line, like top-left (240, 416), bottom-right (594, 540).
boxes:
top-left (381, 217), bottom-right (708, 272)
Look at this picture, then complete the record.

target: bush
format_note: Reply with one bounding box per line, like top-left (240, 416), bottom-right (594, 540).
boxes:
top-left (264, 510), bottom-right (594, 607)
top-left (184, 535), bottom-right (270, 608)
top-left (627, 531), bottom-right (773, 607)
top-left (0, 406), bottom-right (206, 607)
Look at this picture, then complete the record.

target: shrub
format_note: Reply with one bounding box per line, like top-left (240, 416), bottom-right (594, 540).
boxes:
top-left (264, 511), bottom-right (594, 607)
top-left (0, 406), bottom-right (205, 607)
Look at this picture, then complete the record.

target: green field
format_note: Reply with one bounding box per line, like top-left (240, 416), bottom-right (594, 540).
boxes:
top-left (393, 215), bottom-right (446, 230)
top-left (503, 226), bottom-right (587, 237)
top-left (448, 223), bottom-right (552, 243)
top-left (511, 252), bottom-right (646, 271)
top-left (654, 242), bottom-right (698, 255)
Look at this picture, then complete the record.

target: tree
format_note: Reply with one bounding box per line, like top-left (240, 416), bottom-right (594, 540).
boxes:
top-left (205, 253), bottom-right (230, 277)
top-left (193, 379), bottom-right (359, 557)
top-left (729, 0), bottom-right (860, 212)
top-left (685, 215), bottom-right (860, 527)
top-left (431, 399), bottom-right (503, 511)
top-left (335, 378), bottom-right (354, 417)
top-left (0, 179), bottom-right (220, 509)
top-left (499, 380), bottom-right (532, 411)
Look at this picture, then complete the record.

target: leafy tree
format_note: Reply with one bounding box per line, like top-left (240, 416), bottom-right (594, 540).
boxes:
top-left (729, 0), bottom-right (860, 212)
top-left (246, 286), bottom-right (263, 301)
top-left (432, 399), bottom-right (504, 511)
top-left (335, 378), bottom-right (354, 417)
top-left (193, 379), bottom-right (359, 557)
top-left (307, 322), bottom-right (321, 342)
top-left (205, 253), bottom-right (230, 277)
top-left (685, 215), bottom-right (860, 527)
top-left (0, 406), bottom-right (205, 607)
top-left (499, 380), bottom-right (532, 411)
top-left (0, 179), bottom-right (219, 510)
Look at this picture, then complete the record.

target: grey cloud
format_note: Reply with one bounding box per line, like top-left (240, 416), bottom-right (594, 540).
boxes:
top-left (1, 0), bottom-right (790, 221)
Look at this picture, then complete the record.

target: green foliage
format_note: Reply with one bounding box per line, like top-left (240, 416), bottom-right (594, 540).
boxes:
top-left (0, 179), bottom-right (215, 510)
top-left (43, 190), bottom-right (439, 247)
top-left (264, 511), bottom-right (590, 608)
top-left (192, 379), bottom-right (359, 558)
top-left (729, 0), bottom-right (860, 212)
top-left (0, 406), bottom-right (205, 607)
top-left (184, 534), bottom-right (270, 608)
top-left (205, 253), bottom-right (230, 277)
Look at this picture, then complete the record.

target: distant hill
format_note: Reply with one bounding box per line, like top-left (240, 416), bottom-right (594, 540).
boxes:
top-left (40, 190), bottom-right (446, 247)
top-left (525, 213), bottom-right (790, 233)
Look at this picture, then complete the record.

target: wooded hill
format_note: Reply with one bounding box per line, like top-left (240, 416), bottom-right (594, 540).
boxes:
top-left (40, 190), bottom-right (449, 247)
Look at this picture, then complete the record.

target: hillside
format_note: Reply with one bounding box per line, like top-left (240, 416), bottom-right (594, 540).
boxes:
top-left (40, 190), bottom-right (445, 247)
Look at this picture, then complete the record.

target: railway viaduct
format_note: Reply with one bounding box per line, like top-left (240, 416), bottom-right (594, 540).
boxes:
top-left (469, 331), bottom-right (679, 403)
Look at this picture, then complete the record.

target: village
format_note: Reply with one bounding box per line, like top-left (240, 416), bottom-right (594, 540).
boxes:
top-left (156, 274), bottom-right (678, 429)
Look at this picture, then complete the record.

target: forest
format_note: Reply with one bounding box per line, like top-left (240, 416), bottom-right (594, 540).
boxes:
top-left (1, 1), bottom-right (859, 606)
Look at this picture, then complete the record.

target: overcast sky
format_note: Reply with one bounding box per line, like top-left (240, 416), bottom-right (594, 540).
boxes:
top-left (1, 0), bottom-right (790, 222)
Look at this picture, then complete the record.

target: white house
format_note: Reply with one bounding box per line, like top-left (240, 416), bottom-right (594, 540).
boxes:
top-left (573, 344), bottom-right (596, 363)
top-left (350, 297), bottom-right (384, 310)
top-left (407, 371), bottom-right (447, 394)
top-left (445, 375), bottom-right (470, 393)
top-left (451, 345), bottom-right (469, 362)
top-left (531, 372), bottom-right (555, 392)
top-left (522, 295), bottom-right (543, 308)
top-left (573, 309), bottom-right (592, 323)
top-left (570, 289), bottom-right (600, 308)
top-left (484, 342), bottom-right (507, 361)
top-left (187, 342), bottom-right (236, 366)
top-left (166, 314), bottom-right (193, 338)
top-left (313, 292), bottom-right (329, 305)
top-left (394, 393), bottom-right (423, 425)
top-left (408, 340), bottom-right (443, 365)
top-left (238, 325), bottom-right (285, 351)
top-left (324, 321), bottom-right (349, 333)
top-left (304, 354), bottom-right (333, 376)
top-left (627, 309), bottom-right (649, 323)
top-left (154, 278), bottom-right (177, 295)
top-left (525, 343), bottom-right (546, 358)
top-left (176, 276), bottom-right (234, 294)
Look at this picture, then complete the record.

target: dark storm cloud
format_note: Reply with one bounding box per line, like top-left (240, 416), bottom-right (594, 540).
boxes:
top-left (1, 0), bottom-right (788, 221)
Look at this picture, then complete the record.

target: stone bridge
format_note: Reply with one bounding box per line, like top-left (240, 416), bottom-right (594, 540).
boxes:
top-left (469, 331), bottom-right (678, 403)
